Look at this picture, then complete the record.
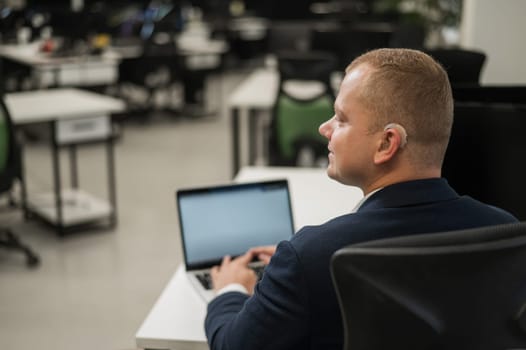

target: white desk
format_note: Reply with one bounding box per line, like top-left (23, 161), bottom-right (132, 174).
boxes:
top-left (135, 166), bottom-right (363, 350)
top-left (6, 88), bottom-right (125, 125)
top-left (0, 41), bottom-right (120, 88)
top-left (6, 88), bottom-right (125, 235)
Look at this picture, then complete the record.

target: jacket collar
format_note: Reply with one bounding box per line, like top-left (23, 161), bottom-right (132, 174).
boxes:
top-left (358, 178), bottom-right (459, 212)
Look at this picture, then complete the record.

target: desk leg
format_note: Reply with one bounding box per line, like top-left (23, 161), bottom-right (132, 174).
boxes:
top-left (106, 136), bottom-right (117, 228)
top-left (69, 145), bottom-right (78, 189)
top-left (231, 108), bottom-right (240, 178)
top-left (18, 140), bottom-right (29, 219)
top-left (248, 109), bottom-right (259, 166)
top-left (51, 122), bottom-right (64, 236)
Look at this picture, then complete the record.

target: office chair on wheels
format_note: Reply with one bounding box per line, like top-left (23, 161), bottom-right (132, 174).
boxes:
top-left (331, 222), bottom-right (526, 350)
top-left (268, 51), bottom-right (336, 166)
top-left (0, 98), bottom-right (40, 267)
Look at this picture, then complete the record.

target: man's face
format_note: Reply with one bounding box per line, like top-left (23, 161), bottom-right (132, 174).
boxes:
top-left (318, 64), bottom-right (379, 188)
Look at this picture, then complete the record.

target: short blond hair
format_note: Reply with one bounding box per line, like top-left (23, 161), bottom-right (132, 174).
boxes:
top-left (346, 48), bottom-right (453, 167)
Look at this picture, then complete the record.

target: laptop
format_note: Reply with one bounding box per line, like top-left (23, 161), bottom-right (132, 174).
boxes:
top-left (176, 179), bottom-right (295, 302)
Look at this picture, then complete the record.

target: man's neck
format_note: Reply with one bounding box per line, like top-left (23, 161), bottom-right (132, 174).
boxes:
top-left (362, 167), bottom-right (442, 196)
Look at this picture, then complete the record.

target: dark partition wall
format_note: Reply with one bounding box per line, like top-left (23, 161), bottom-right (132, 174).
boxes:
top-left (443, 103), bottom-right (526, 220)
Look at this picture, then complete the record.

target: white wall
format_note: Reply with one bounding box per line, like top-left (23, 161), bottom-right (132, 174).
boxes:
top-left (460, 0), bottom-right (526, 84)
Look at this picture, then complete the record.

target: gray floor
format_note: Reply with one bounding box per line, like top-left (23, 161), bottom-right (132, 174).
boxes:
top-left (0, 72), bottom-right (248, 349)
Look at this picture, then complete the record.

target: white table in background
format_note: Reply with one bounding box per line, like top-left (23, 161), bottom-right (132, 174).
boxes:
top-left (135, 166), bottom-right (363, 350)
top-left (0, 41), bottom-right (120, 88)
top-left (5, 88), bottom-right (125, 235)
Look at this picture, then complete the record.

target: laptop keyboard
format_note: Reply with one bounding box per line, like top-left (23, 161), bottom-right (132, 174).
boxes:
top-left (196, 265), bottom-right (266, 290)
top-left (196, 273), bottom-right (213, 290)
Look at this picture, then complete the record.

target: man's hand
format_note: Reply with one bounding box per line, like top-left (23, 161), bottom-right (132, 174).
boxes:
top-left (249, 245), bottom-right (277, 265)
top-left (210, 251), bottom-right (258, 294)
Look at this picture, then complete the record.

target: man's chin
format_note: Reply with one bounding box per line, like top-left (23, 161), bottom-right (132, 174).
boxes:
top-left (326, 166), bottom-right (338, 181)
top-left (326, 166), bottom-right (351, 186)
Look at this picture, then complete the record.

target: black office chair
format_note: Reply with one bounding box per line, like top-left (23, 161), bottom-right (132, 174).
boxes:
top-left (227, 17), bottom-right (269, 61)
top-left (311, 26), bottom-right (392, 71)
top-left (266, 22), bottom-right (311, 56)
top-left (268, 51), bottom-right (337, 166)
top-left (389, 22), bottom-right (426, 49)
top-left (118, 30), bottom-right (181, 117)
top-left (426, 48), bottom-right (487, 85)
top-left (174, 34), bottom-right (227, 115)
top-left (0, 98), bottom-right (40, 267)
top-left (331, 222), bottom-right (526, 350)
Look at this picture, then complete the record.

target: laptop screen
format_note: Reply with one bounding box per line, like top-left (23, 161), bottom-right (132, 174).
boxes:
top-left (177, 180), bottom-right (295, 270)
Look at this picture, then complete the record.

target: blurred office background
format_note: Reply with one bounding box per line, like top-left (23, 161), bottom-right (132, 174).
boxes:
top-left (1, 0), bottom-right (525, 349)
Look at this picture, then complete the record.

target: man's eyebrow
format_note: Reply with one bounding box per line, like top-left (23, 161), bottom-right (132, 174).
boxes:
top-left (334, 102), bottom-right (341, 114)
top-left (334, 103), bottom-right (346, 118)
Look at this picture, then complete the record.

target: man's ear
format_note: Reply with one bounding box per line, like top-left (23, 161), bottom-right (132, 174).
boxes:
top-left (374, 127), bottom-right (405, 165)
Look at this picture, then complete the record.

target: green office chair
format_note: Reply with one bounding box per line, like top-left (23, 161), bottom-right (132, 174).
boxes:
top-left (331, 222), bottom-right (526, 350)
top-left (273, 94), bottom-right (332, 163)
top-left (268, 51), bottom-right (336, 166)
top-left (0, 98), bottom-right (40, 267)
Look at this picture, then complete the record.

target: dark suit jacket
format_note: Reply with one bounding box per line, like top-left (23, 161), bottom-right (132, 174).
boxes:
top-left (205, 178), bottom-right (517, 350)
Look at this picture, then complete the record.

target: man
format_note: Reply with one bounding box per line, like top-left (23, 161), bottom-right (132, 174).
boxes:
top-left (205, 48), bottom-right (517, 350)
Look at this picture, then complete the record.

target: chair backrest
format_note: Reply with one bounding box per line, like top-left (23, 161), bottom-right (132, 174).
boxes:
top-left (267, 22), bottom-right (311, 55)
top-left (426, 48), bottom-right (487, 85)
top-left (273, 94), bottom-right (333, 161)
top-left (389, 22), bottom-right (426, 49)
top-left (331, 222), bottom-right (526, 350)
top-left (311, 27), bottom-right (392, 71)
top-left (277, 50), bottom-right (337, 89)
top-left (268, 51), bottom-right (336, 165)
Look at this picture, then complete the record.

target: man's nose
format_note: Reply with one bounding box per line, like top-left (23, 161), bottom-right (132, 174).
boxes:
top-left (319, 118), bottom-right (332, 139)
